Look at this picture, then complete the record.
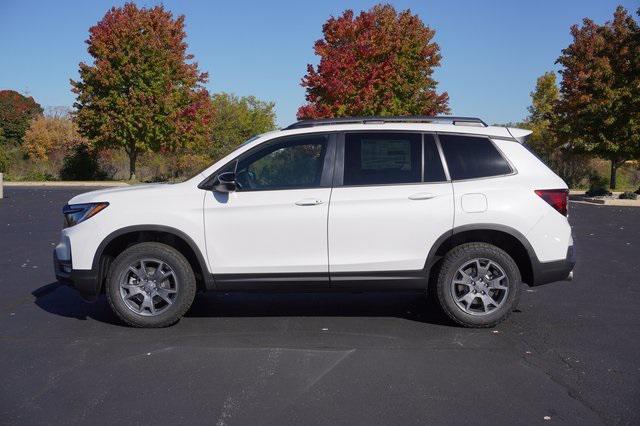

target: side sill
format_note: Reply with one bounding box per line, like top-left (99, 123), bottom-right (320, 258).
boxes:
top-left (211, 270), bottom-right (428, 292)
top-left (213, 272), bottom-right (329, 292)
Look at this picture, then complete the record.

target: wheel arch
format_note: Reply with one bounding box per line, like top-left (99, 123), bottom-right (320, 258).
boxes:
top-left (426, 224), bottom-right (537, 285)
top-left (93, 225), bottom-right (212, 294)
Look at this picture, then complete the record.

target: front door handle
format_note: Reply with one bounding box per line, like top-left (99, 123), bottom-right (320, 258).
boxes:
top-left (408, 193), bottom-right (437, 200)
top-left (295, 198), bottom-right (324, 206)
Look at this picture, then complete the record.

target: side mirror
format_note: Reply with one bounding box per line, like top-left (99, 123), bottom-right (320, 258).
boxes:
top-left (214, 171), bottom-right (237, 193)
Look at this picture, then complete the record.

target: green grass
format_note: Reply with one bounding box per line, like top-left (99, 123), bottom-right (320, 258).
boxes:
top-left (590, 160), bottom-right (640, 191)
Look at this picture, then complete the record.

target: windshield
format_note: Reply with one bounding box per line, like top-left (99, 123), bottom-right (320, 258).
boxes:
top-left (175, 134), bottom-right (265, 183)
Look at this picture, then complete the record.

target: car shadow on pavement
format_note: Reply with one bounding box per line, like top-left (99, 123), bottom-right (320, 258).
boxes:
top-left (32, 282), bottom-right (122, 325)
top-left (185, 291), bottom-right (454, 326)
top-left (32, 282), bottom-right (455, 326)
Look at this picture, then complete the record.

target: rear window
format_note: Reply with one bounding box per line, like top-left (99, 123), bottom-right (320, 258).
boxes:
top-left (439, 135), bottom-right (512, 180)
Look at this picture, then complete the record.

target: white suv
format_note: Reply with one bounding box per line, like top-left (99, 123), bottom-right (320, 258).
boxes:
top-left (54, 116), bottom-right (575, 328)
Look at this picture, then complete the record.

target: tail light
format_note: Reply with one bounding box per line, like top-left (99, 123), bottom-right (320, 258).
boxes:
top-left (535, 189), bottom-right (569, 216)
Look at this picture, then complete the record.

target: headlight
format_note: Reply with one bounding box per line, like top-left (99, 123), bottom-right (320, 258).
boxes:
top-left (63, 202), bottom-right (109, 228)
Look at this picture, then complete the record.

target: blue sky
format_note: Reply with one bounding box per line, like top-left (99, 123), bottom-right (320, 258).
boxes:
top-left (0, 0), bottom-right (637, 127)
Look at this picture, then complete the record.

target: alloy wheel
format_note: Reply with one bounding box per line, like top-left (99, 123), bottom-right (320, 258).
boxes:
top-left (450, 258), bottom-right (509, 315)
top-left (119, 258), bottom-right (178, 316)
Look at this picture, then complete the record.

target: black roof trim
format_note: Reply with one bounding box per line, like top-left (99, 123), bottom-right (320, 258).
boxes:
top-left (284, 116), bottom-right (488, 130)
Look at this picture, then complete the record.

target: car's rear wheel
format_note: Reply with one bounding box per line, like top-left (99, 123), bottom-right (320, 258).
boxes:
top-left (436, 242), bottom-right (521, 328)
top-left (106, 242), bottom-right (196, 328)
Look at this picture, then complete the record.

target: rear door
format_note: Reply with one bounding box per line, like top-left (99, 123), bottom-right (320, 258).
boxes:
top-left (328, 132), bottom-right (454, 284)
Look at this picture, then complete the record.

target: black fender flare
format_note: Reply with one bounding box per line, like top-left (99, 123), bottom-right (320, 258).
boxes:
top-left (424, 223), bottom-right (540, 281)
top-left (92, 224), bottom-right (212, 290)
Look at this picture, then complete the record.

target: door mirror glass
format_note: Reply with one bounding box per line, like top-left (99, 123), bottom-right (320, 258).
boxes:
top-left (214, 171), bottom-right (237, 193)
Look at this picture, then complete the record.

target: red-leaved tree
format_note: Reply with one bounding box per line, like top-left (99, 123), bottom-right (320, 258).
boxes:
top-left (0, 90), bottom-right (43, 144)
top-left (298, 4), bottom-right (449, 119)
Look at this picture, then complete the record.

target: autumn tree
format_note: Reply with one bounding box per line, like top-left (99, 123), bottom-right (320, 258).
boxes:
top-left (71, 3), bottom-right (213, 180)
top-left (0, 90), bottom-right (43, 144)
top-left (205, 93), bottom-right (276, 160)
top-left (298, 4), bottom-right (449, 119)
top-left (23, 114), bottom-right (87, 160)
top-left (555, 6), bottom-right (640, 189)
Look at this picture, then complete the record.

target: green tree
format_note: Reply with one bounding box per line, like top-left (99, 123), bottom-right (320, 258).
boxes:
top-left (205, 93), bottom-right (276, 160)
top-left (0, 90), bottom-right (43, 144)
top-left (555, 6), bottom-right (640, 189)
top-left (298, 4), bottom-right (449, 119)
top-left (525, 72), bottom-right (561, 163)
top-left (71, 3), bottom-right (213, 180)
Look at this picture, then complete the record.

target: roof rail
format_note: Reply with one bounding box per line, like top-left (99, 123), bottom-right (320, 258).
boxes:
top-left (284, 115), bottom-right (488, 130)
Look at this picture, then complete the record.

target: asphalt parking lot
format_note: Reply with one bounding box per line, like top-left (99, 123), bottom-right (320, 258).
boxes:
top-left (1, 186), bottom-right (639, 425)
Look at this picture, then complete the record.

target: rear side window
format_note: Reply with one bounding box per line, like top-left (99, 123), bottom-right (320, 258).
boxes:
top-left (439, 135), bottom-right (512, 180)
top-left (344, 132), bottom-right (422, 185)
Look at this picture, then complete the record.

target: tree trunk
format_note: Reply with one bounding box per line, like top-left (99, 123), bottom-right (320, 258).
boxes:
top-left (129, 150), bottom-right (137, 181)
top-left (609, 159), bottom-right (624, 190)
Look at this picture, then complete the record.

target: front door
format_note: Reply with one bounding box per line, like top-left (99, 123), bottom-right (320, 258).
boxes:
top-left (203, 134), bottom-right (335, 281)
top-left (328, 132), bottom-right (454, 282)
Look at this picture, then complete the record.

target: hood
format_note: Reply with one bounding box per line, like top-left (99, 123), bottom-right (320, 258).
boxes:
top-left (68, 183), bottom-right (172, 204)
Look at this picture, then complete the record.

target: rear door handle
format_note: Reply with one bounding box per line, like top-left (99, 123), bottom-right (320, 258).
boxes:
top-left (295, 198), bottom-right (323, 206)
top-left (408, 193), bottom-right (437, 200)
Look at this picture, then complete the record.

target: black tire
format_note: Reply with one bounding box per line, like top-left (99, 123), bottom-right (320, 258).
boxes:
top-left (106, 242), bottom-right (196, 328)
top-left (436, 242), bottom-right (521, 328)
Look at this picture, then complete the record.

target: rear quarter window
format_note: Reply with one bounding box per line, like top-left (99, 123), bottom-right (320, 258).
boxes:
top-left (439, 135), bottom-right (512, 180)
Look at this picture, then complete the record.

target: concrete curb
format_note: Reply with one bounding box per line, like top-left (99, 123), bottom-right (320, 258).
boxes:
top-left (573, 197), bottom-right (640, 207)
top-left (3, 181), bottom-right (130, 187)
top-left (570, 194), bottom-right (640, 207)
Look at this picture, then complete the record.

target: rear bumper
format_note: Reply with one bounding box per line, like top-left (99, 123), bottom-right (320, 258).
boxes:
top-left (53, 251), bottom-right (100, 301)
top-left (531, 245), bottom-right (575, 286)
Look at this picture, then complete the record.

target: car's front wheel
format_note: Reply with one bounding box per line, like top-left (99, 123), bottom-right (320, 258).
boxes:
top-left (106, 242), bottom-right (196, 328)
top-left (436, 242), bottom-right (521, 328)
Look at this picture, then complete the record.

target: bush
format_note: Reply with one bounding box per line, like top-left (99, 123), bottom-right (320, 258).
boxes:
top-left (59, 145), bottom-right (106, 180)
top-left (619, 191), bottom-right (638, 200)
top-left (24, 170), bottom-right (56, 181)
top-left (0, 144), bottom-right (9, 173)
top-left (137, 151), bottom-right (212, 182)
top-left (585, 174), bottom-right (612, 197)
top-left (176, 153), bottom-right (211, 178)
top-left (549, 149), bottom-right (592, 189)
top-left (97, 149), bottom-right (128, 180)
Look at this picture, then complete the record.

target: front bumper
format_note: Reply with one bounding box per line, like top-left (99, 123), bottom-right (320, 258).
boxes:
top-left (531, 245), bottom-right (575, 286)
top-left (53, 250), bottom-right (100, 301)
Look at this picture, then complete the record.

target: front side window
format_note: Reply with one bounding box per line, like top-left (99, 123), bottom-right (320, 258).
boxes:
top-left (439, 135), bottom-right (512, 180)
top-left (344, 132), bottom-right (422, 185)
top-left (234, 135), bottom-right (328, 191)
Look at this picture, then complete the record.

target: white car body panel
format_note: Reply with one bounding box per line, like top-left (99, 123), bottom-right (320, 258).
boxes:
top-left (328, 182), bottom-right (453, 272)
top-left (59, 182), bottom-right (206, 271)
top-left (450, 140), bottom-right (569, 263)
top-left (203, 188), bottom-right (331, 274)
top-left (56, 121), bottom-right (572, 285)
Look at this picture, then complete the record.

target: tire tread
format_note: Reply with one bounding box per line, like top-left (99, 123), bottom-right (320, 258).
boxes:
top-left (436, 242), bottom-right (521, 328)
top-left (106, 242), bottom-right (196, 328)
